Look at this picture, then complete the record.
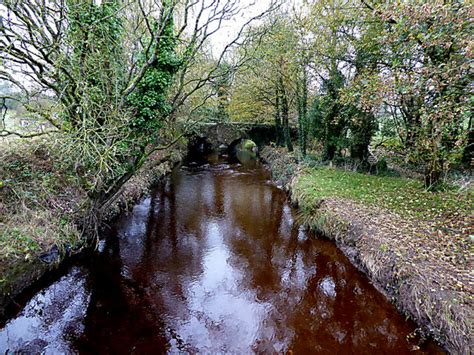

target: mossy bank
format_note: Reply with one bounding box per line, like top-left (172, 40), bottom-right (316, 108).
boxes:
top-left (0, 140), bottom-right (184, 319)
top-left (261, 146), bottom-right (473, 354)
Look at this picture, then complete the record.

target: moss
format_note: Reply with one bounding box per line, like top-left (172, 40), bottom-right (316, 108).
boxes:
top-left (242, 139), bottom-right (257, 151)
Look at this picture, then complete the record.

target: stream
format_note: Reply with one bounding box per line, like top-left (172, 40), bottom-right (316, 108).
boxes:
top-left (0, 159), bottom-right (442, 354)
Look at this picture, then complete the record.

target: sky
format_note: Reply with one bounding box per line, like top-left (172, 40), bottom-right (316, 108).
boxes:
top-left (209, 0), bottom-right (275, 56)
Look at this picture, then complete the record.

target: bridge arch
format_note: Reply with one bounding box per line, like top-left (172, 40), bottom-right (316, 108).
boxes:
top-left (189, 122), bottom-right (277, 149)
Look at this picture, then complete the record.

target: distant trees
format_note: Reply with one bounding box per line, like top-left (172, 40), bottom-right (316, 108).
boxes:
top-left (213, 62), bottom-right (233, 123)
top-left (228, 16), bottom-right (298, 152)
top-left (1, 0), bottom-right (470, 193)
top-left (229, 0), bottom-right (472, 189)
top-left (356, 1), bottom-right (473, 189)
top-left (310, 67), bottom-right (346, 161)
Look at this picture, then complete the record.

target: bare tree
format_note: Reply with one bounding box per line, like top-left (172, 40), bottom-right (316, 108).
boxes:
top-left (0, 0), bottom-right (279, 231)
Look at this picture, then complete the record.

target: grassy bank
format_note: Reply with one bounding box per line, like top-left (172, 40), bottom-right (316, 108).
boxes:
top-left (295, 167), bottom-right (472, 235)
top-left (0, 138), bottom-right (183, 313)
top-left (0, 140), bottom-right (84, 290)
top-left (262, 147), bottom-right (473, 354)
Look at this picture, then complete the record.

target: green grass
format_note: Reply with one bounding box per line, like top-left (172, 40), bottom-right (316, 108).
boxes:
top-left (294, 167), bottom-right (472, 221)
top-left (0, 228), bottom-right (40, 260)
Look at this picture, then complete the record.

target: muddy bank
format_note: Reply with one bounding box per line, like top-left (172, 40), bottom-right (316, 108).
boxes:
top-left (0, 147), bottom-right (183, 319)
top-left (261, 146), bottom-right (472, 354)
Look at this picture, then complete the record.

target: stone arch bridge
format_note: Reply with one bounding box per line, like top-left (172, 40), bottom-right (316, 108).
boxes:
top-left (189, 122), bottom-right (276, 152)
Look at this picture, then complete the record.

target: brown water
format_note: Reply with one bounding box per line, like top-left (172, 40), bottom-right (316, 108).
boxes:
top-left (0, 160), bottom-right (443, 354)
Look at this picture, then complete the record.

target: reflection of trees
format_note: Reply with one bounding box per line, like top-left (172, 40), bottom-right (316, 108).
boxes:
top-left (214, 168), bottom-right (224, 215)
top-left (76, 164), bottom-right (422, 353)
top-left (134, 172), bottom-right (208, 318)
top-left (226, 179), bottom-right (285, 297)
top-left (74, 221), bottom-right (169, 353)
top-left (221, 169), bottom-right (412, 352)
top-left (282, 240), bottom-right (410, 353)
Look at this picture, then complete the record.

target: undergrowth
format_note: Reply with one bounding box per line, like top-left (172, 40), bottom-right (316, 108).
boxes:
top-left (0, 139), bottom-right (85, 271)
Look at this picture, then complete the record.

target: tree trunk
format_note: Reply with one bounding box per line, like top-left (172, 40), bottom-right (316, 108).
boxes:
top-left (424, 157), bottom-right (443, 190)
top-left (325, 144), bottom-right (337, 161)
top-left (400, 95), bottom-right (421, 147)
top-left (280, 78), bottom-right (293, 152)
top-left (274, 86), bottom-right (283, 146)
top-left (462, 125), bottom-right (473, 166)
top-left (297, 65), bottom-right (308, 157)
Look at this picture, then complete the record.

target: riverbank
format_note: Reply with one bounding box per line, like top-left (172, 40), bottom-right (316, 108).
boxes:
top-left (261, 146), bottom-right (473, 354)
top-left (0, 139), bottom-right (183, 318)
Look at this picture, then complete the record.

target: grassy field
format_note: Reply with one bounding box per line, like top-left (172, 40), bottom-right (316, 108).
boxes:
top-left (294, 167), bottom-right (472, 224)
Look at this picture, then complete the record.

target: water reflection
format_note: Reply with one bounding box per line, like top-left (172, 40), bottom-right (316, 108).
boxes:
top-left (0, 161), bottom-right (442, 354)
top-left (0, 267), bottom-right (90, 353)
top-left (76, 161), bottom-right (440, 353)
